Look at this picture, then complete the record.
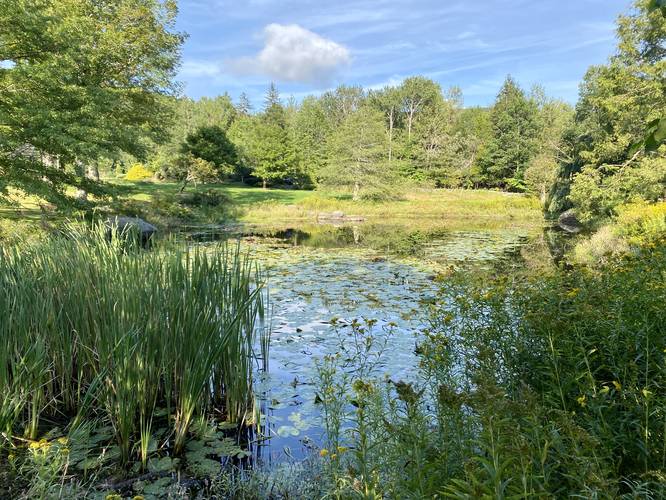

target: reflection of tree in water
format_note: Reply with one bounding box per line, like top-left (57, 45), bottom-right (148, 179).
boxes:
top-left (543, 227), bottom-right (579, 266)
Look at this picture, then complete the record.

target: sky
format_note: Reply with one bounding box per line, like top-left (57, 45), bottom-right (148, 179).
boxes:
top-left (175, 0), bottom-right (633, 108)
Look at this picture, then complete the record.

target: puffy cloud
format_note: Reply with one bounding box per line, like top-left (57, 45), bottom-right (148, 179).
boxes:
top-left (229, 24), bottom-right (350, 84)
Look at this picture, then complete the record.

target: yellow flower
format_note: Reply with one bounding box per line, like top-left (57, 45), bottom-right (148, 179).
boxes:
top-left (133, 496), bottom-right (145, 500)
top-left (105, 495), bottom-right (122, 500)
top-left (331, 453), bottom-right (338, 460)
top-left (337, 446), bottom-right (348, 454)
top-left (57, 437), bottom-right (68, 445)
top-left (577, 394), bottom-right (586, 407)
top-left (599, 386), bottom-right (610, 395)
top-left (319, 448), bottom-right (329, 457)
top-left (612, 380), bottom-right (622, 391)
top-left (566, 288), bottom-right (580, 298)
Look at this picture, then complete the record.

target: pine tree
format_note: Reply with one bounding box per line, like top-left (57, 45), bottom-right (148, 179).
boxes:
top-left (479, 76), bottom-right (539, 190)
top-left (236, 93), bottom-right (252, 116)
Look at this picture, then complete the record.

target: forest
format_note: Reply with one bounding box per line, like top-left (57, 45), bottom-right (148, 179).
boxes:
top-left (0, 0), bottom-right (665, 498)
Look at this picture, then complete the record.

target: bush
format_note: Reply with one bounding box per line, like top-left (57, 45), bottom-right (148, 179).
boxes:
top-left (125, 163), bottom-right (153, 181)
top-left (568, 155), bottom-right (666, 224)
top-left (573, 225), bottom-right (629, 265)
top-left (615, 201), bottom-right (666, 247)
top-left (177, 189), bottom-right (229, 208)
top-left (573, 201), bottom-right (666, 265)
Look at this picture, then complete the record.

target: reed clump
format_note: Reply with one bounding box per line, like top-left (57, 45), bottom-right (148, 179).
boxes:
top-left (0, 224), bottom-right (266, 468)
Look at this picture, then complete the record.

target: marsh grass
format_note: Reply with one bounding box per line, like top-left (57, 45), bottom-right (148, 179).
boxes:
top-left (0, 224), bottom-right (267, 472)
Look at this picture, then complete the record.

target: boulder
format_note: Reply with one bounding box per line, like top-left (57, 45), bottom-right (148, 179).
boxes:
top-left (557, 209), bottom-right (583, 234)
top-left (106, 216), bottom-right (157, 248)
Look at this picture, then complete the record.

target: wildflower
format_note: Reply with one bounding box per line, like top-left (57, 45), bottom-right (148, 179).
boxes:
top-left (642, 388), bottom-right (653, 398)
top-left (57, 437), bottom-right (68, 445)
top-left (599, 385), bottom-right (610, 395)
top-left (566, 288), bottom-right (580, 298)
top-left (331, 453), bottom-right (338, 460)
top-left (319, 448), bottom-right (329, 457)
top-left (105, 495), bottom-right (122, 500)
top-left (612, 380), bottom-right (622, 391)
top-left (337, 446), bottom-right (348, 454)
top-left (577, 394), bottom-right (586, 407)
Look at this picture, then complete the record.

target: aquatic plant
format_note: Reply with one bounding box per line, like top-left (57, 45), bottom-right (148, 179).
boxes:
top-left (0, 224), bottom-right (266, 470)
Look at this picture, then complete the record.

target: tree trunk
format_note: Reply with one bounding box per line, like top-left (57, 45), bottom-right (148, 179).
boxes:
top-left (262, 178), bottom-right (267, 189)
top-left (88, 163), bottom-right (100, 181)
top-left (388, 108), bottom-right (394, 164)
top-left (353, 181), bottom-right (360, 201)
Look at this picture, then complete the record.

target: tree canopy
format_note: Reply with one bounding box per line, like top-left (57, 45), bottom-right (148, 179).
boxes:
top-left (0, 0), bottom-right (183, 205)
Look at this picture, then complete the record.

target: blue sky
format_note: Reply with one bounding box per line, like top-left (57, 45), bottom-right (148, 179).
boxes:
top-left (175, 0), bottom-right (632, 108)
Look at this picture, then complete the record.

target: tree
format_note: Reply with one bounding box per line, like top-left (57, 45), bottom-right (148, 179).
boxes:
top-left (236, 93), bottom-right (252, 116)
top-left (321, 106), bottom-right (391, 201)
top-left (547, 0), bottom-right (666, 220)
top-left (320, 85), bottom-right (366, 126)
top-left (180, 125), bottom-right (238, 178)
top-left (0, 0), bottom-right (183, 205)
top-left (479, 76), bottom-right (540, 190)
top-left (369, 86), bottom-right (403, 165)
top-left (398, 77), bottom-right (442, 141)
top-left (291, 96), bottom-right (331, 183)
top-left (524, 96), bottom-right (573, 203)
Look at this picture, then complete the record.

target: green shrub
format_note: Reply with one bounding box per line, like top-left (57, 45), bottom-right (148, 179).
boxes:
top-left (615, 201), bottom-right (666, 247)
top-left (177, 189), bottom-right (229, 208)
top-left (573, 201), bottom-right (666, 265)
top-left (568, 155), bottom-right (666, 224)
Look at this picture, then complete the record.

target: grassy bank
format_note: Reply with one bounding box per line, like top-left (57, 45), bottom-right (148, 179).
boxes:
top-left (0, 181), bottom-right (542, 240)
top-left (110, 181), bottom-right (542, 227)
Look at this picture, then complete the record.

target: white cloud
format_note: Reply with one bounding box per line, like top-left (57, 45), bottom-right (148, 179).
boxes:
top-left (228, 24), bottom-right (351, 84)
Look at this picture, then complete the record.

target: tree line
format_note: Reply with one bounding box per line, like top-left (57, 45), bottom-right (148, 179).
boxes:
top-left (141, 77), bottom-right (573, 201)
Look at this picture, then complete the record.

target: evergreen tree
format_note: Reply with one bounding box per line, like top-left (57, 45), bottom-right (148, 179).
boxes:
top-left (479, 76), bottom-right (539, 190)
top-left (180, 125), bottom-right (238, 177)
top-left (236, 93), bottom-right (253, 116)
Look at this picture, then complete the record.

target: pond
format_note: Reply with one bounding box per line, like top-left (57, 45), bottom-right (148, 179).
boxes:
top-left (186, 218), bottom-right (553, 467)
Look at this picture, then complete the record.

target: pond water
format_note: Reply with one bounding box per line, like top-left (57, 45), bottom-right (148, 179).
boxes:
top-left (189, 219), bottom-right (550, 467)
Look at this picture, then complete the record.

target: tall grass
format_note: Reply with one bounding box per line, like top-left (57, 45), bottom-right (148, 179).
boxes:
top-left (0, 224), bottom-right (266, 467)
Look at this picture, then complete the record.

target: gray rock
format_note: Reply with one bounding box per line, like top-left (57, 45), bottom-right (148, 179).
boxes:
top-left (106, 216), bottom-right (157, 247)
top-left (558, 209), bottom-right (583, 233)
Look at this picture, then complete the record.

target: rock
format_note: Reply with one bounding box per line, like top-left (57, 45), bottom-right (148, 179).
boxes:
top-left (106, 216), bottom-right (157, 247)
top-left (317, 211), bottom-right (365, 222)
top-left (557, 209), bottom-right (583, 234)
